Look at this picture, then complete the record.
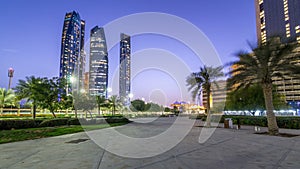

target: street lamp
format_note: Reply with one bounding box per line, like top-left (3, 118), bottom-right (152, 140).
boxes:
top-left (66, 75), bottom-right (76, 96)
top-left (70, 76), bottom-right (76, 83)
top-left (8, 68), bottom-right (14, 89)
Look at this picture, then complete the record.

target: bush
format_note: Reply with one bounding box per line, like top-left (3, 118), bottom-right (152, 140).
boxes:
top-left (38, 118), bottom-right (69, 127)
top-left (189, 114), bottom-right (207, 120)
top-left (0, 117), bottom-right (130, 130)
top-left (221, 115), bottom-right (300, 129)
top-left (105, 117), bottom-right (130, 123)
top-left (67, 118), bottom-right (81, 125)
top-left (0, 119), bottom-right (43, 130)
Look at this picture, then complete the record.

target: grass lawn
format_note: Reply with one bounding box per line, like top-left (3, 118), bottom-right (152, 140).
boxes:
top-left (0, 122), bottom-right (128, 144)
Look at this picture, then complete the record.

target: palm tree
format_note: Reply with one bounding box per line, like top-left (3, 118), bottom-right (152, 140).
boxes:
top-left (227, 38), bottom-right (300, 135)
top-left (109, 95), bottom-right (121, 116)
top-left (14, 76), bottom-right (46, 119)
top-left (96, 95), bottom-right (106, 115)
top-left (186, 65), bottom-right (224, 127)
top-left (0, 88), bottom-right (15, 114)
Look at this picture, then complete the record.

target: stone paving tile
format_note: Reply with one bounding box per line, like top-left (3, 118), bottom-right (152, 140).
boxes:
top-left (1, 118), bottom-right (300, 169)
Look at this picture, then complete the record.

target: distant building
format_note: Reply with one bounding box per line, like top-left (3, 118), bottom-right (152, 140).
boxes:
top-left (171, 101), bottom-right (205, 114)
top-left (255, 0), bottom-right (300, 106)
top-left (89, 26), bottom-right (108, 97)
top-left (202, 80), bottom-right (227, 110)
top-left (59, 11), bottom-right (85, 94)
top-left (119, 33), bottom-right (131, 104)
top-left (84, 72), bottom-right (89, 94)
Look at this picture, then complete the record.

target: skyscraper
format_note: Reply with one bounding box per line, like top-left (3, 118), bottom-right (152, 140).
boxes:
top-left (89, 26), bottom-right (108, 97)
top-left (59, 11), bottom-right (85, 94)
top-left (255, 0), bottom-right (300, 106)
top-left (255, 0), bottom-right (300, 44)
top-left (119, 33), bottom-right (131, 103)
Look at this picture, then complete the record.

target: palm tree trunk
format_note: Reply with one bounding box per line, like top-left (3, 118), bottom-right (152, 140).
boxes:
top-left (206, 89), bottom-right (211, 127)
top-left (51, 111), bottom-right (57, 118)
top-left (98, 105), bottom-right (101, 116)
top-left (262, 83), bottom-right (279, 135)
top-left (113, 105), bottom-right (115, 116)
top-left (33, 103), bottom-right (36, 119)
top-left (0, 107), bottom-right (3, 114)
top-left (75, 107), bottom-right (78, 118)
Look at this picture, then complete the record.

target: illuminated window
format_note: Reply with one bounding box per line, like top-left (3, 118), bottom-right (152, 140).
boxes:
top-left (283, 0), bottom-right (290, 21)
top-left (286, 23), bottom-right (291, 37)
top-left (296, 26), bottom-right (300, 34)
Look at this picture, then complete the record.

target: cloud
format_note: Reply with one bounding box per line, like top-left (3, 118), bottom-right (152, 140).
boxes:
top-left (1, 48), bottom-right (18, 53)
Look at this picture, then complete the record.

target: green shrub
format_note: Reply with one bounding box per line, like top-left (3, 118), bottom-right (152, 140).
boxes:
top-left (67, 118), bottom-right (81, 125)
top-left (189, 114), bottom-right (207, 120)
top-left (105, 117), bottom-right (130, 123)
top-left (0, 119), bottom-right (43, 130)
top-left (38, 118), bottom-right (69, 127)
top-left (221, 115), bottom-right (300, 129)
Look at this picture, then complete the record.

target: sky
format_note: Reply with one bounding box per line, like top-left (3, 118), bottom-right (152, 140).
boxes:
top-left (0, 0), bottom-right (257, 106)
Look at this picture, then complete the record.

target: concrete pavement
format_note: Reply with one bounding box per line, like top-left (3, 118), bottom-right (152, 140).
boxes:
top-left (1, 117), bottom-right (300, 169)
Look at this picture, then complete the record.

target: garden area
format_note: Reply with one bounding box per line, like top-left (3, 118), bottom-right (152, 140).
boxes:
top-left (0, 115), bottom-right (130, 144)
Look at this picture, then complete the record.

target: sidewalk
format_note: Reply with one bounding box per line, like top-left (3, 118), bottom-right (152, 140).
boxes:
top-left (1, 118), bottom-right (300, 169)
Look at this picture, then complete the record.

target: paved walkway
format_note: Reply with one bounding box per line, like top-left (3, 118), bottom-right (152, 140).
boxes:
top-left (1, 117), bottom-right (300, 169)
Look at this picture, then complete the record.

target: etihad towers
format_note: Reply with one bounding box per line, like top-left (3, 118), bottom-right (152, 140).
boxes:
top-left (119, 33), bottom-right (131, 103)
top-left (89, 26), bottom-right (108, 97)
top-left (59, 11), bottom-right (85, 94)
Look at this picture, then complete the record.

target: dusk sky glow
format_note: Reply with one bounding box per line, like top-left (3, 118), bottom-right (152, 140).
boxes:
top-left (0, 0), bottom-right (256, 105)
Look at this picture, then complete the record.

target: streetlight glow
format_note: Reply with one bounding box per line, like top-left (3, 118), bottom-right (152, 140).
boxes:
top-left (128, 93), bottom-right (134, 99)
top-left (70, 76), bottom-right (76, 83)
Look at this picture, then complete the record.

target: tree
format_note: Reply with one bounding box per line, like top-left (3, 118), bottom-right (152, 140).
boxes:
top-left (74, 92), bottom-right (96, 118)
top-left (96, 95), bottom-right (106, 115)
top-left (186, 65), bottom-right (224, 127)
top-left (145, 102), bottom-right (163, 112)
top-left (227, 38), bottom-right (300, 135)
top-left (38, 77), bottom-right (67, 118)
top-left (0, 88), bottom-right (15, 113)
top-left (225, 84), bottom-right (288, 113)
top-left (164, 107), bottom-right (171, 112)
top-left (14, 76), bottom-right (47, 119)
top-left (109, 95), bottom-right (121, 115)
top-left (130, 99), bottom-right (146, 112)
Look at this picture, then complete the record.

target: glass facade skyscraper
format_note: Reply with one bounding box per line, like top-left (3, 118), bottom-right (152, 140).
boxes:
top-left (89, 26), bottom-right (108, 97)
top-left (119, 33), bottom-right (131, 103)
top-left (255, 0), bottom-right (300, 104)
top-left (59, 11), bottom-right (85, 94)
top-left (255, 0), bottom-right (300, 44)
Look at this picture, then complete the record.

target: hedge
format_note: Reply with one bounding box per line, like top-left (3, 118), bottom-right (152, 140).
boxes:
top-left (190, 114), bottom-right (300, 129)
top-left (38, 118), bottom-right (69, 127)
top-left (0, 119), bottom-right (43, 130)
top-left (0, 117), bottom-right (130, 130)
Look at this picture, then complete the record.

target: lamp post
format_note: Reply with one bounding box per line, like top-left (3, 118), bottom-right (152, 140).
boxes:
top-left (8, 68), bottom-right (14, 89)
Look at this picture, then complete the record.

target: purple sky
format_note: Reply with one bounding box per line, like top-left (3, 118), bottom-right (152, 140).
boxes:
top-left (0, 0), bottom-right (256, 106)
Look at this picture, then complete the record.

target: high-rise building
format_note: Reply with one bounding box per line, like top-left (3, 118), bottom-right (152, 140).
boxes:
top-left (59, 11), bottom-right (85, 94)
top-left (89, 26), bottom-right (108, 97)
top-left (119, 33), bottom-right (131, 103)
top-left (255, 0), bottom-right (300, 44)
top-left (84, 72), bottom-right (89, 94)
top-left (255, 0), bottom-right (300, 107)
top-left (202, 80), bottom-right (227, 110)
top-left (78, 20), bottom-right (86, 93)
